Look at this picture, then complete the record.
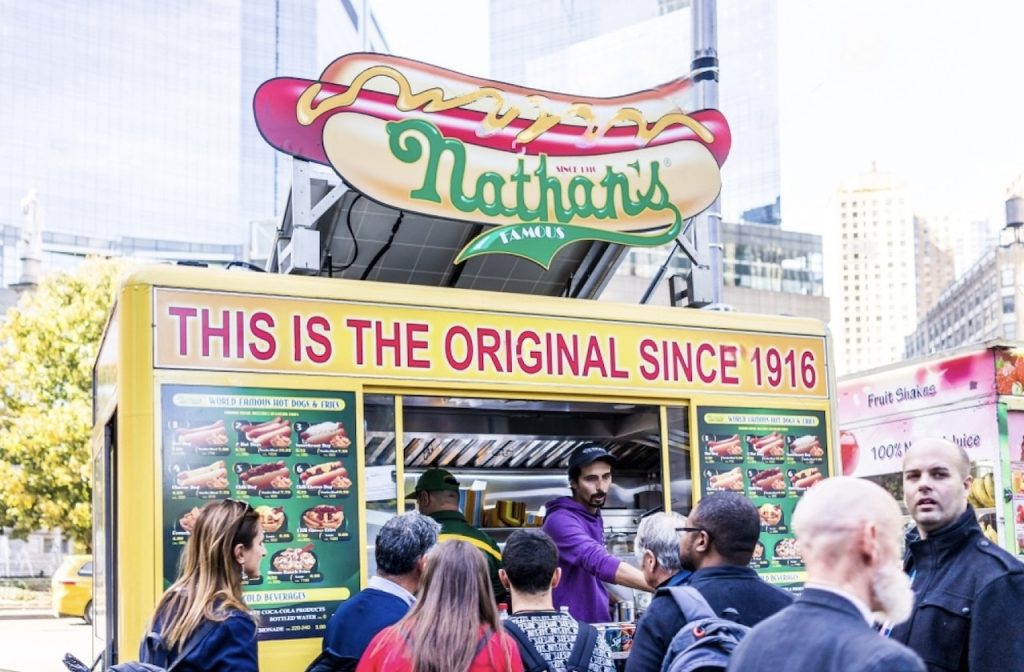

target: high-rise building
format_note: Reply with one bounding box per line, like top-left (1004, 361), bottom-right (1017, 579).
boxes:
top-left (0, 1), bottom-right (385, 287)
top-left (905, 197), bottom-right (1024, 358)
top-left (914, 215), bottom-right (957, 320)
top-left (835, 169), bottom-right (917, 374)
top-left (491, 0), bottom-right (781, 223)
top-left (488, 0), bottom-right (814, 316)
top-left (602, 220), bottom-right (829, 321)
top-left (904, 248), bottom-right (1003, 358)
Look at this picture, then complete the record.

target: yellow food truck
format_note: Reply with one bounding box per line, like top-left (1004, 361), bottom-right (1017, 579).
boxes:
top-left (90, 264), bottom-right (836, 668)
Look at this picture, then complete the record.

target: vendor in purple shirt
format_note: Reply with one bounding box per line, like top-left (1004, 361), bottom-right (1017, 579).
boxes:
top-left (542, 444), bottom-right (650, 623)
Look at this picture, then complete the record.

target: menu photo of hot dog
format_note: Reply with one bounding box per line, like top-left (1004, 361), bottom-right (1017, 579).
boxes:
top-left (172, 460), bottom-right (230, 497)
top-left (788, 466), bottom-right (824, 491)
top-left (235, 461), bottom-right (293, 497)
top-left (748, 468), bottom-right (787, 497)
top-left (295, 420), bottom-right (351, 456)
top-left (297, 461), bottom-right (353, 498)
top-left (788, 434), bottom-right (825, 460)
top-left (172, 419), bottom-right (229, 455)
top-left (703, 434), bottom-right (743, 462)
top-left (235, 417), bottom-right (294, 456)
top-left (705, 467), bottom-right (745, 493)
top-left (747, 432), bottom-right (786, 461)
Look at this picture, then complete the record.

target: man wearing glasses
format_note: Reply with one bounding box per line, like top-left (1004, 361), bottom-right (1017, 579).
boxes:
top-left (678, 492), bottom-right (792, 624)
top-left (626, 492), bottom-right (791, 671)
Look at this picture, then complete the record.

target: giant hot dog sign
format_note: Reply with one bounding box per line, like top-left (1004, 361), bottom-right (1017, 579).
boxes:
top-left (254, 53), bottom-right (730, 268)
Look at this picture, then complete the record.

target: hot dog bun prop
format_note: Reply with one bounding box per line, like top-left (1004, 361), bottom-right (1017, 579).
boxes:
top-left (253, 53), bottom-right (731, 269)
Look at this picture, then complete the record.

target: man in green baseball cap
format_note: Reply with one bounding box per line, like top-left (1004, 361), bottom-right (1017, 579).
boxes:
top-left (407, 468), bottom-right (507, 604)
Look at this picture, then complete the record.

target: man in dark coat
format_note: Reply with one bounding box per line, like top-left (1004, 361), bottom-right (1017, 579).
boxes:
top-left (627, 493), bottom-right (792, 672)
top-left (891, 438), bottom-right (1024, 671)
top-left (728, 477), bottom-right (924, 672)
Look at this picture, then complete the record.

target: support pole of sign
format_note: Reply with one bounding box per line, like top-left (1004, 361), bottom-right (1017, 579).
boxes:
top-left (690, 0), bottom-right (722, 305)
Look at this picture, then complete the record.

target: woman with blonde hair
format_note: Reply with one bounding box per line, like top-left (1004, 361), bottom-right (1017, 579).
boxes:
top-left (141, 499), bottom-right (265, 670)
top-left (357, 540), bottom-right (523, 672)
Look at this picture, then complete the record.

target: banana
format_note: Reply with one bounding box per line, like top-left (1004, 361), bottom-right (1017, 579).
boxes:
top-left (982, 522), bottom-right (999, 543)
top-left (983, 473), bottom-right (995, 506)
top-left (970, 478), bottom-right (988, 508)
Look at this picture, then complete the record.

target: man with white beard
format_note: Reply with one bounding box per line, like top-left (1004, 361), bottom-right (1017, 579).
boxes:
top-left (728, 477), bottom-right (924, 672)
top-left (892, 438), bottom-right (1024, 671)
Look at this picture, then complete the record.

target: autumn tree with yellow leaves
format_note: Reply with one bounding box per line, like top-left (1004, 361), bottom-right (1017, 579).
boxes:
top-left (0, 258), bottom-right (123, 547)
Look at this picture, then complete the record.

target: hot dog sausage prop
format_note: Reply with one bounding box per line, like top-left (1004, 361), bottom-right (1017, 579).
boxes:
top-left (253, 53), bottom-right (732, 268)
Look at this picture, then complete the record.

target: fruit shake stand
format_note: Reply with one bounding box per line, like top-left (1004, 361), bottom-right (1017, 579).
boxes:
top-left (838, 343), bottom-right (1024, 557)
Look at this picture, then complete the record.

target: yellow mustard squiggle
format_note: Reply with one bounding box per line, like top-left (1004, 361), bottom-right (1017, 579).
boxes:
top-left (296, 65), bottom-right (714, 146)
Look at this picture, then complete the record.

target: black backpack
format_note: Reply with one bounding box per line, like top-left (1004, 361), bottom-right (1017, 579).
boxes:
top-left (503, 619), bottom-right (599, 672)
top-left (63, 619), bottom-right (217, 672)
top-left (659, 587), bottom-right (749, 672)
top-left (304, 649), bottom-right (357, 672)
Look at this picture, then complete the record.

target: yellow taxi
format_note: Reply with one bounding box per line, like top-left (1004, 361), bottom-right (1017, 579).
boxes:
top-left (51, 555), bottom-right (93, 623)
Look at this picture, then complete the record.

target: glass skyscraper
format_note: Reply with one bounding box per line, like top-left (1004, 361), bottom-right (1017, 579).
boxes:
top-left (0, 0), bottom-right (384, 286)
top-left (491, 0), bottom-right (782, 223)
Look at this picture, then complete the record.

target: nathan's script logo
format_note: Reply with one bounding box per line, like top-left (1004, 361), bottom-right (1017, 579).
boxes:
top-left (254, 53), bottom-right (731, 268)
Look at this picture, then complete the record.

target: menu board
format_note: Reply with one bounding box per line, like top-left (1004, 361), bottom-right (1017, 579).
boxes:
top-left (160, 385), bottom-right (361, 641)
top-left (695, 406), bottom-right (830, 590)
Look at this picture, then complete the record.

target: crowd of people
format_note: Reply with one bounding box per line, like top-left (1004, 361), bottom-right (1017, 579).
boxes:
top-left (119, 438), bottom-right (1024, 672)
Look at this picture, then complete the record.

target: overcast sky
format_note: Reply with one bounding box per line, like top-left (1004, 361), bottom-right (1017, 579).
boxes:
top-left (370, 0), bottom-right (1024, 233)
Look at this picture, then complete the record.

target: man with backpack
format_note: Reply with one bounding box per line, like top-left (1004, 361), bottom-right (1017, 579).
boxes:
top-left (626, 492), bottom-right (792, 672)
top-left (499, 529), bottom-right (615, 672)
top-left (728, 478), bottom-right (924, 671)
